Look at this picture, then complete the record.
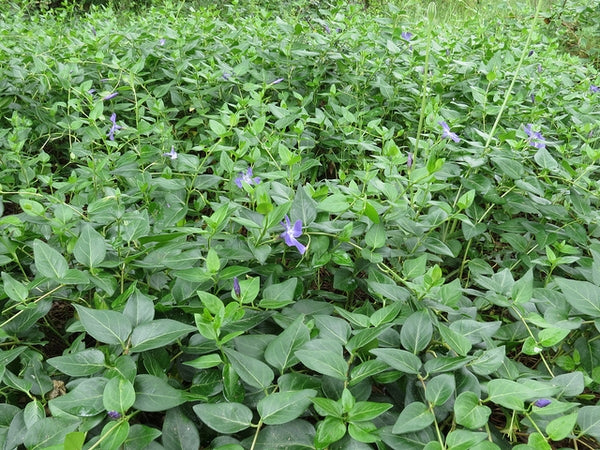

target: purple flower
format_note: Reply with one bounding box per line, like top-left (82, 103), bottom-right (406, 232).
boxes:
top-left (107, 411), bottom-right (121, 419)
top-left (163, 146), bottom-right (178, 160)
top-left (91, 26), bottom-right (97, 37)
top-left (324, 24), bottom-right (331, 34)
top-left (270, 78), bottom-right (284, 85)
top-left (530, 93), bottom-right (535, 104)
top-left (234, 167), bottom-right (260, 188)
top-left (88, 89), bottom-right (96, 95)
top-left (591, 85), bottom-right (599, 94)
top-left (528, 50), bottom-right (534, 57)
top-left (107, 113), bottom-right (122, 141)
top-left (401, 31), bottom-right (413, 41)
top-left (280, 215), bottom-right (306, 255)
top-left (533, 398), bottom-right (551, 408)
top-left (439, 121), bottom-right (460, 143)
top-left (222, 72), bottom-right (231, 80)
top-left (336, 28), bottom-right (342, 33)
top-left (233, 277), bottom-right (241, 297)
top-left (407, 152), bottom-right (413, 169)
top-left (524, 124), bottom-right (546, 149)
top-left (102, 92), bottom-right (118, 101)
top-left (537, 64), bottom-right (542, 73)
top-left (159, 38), bottom-right (166, 46)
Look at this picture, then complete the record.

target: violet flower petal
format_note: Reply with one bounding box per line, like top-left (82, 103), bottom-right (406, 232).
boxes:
top-left (438, 121), bottom-right (460, 143)
top-left (163, 146), bottom-right (178, 160)
top-left (233, 277), bottom-right (241, 297)
top-left (534, 398), bottom-right (551, 408)
top-left (280, 215), bottom-right (306, 255)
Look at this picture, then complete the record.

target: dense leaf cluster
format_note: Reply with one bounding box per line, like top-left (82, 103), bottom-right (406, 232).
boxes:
top-left (0, 0), bottom-right (599, 449)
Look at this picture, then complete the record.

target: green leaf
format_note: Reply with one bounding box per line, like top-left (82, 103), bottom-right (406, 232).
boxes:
top-left (334, 307), bottom-right (370, 328)
top-left (538, 328), bottom-right (570, 347)
top-left (73, 224), bottom-right (106, 268)
top-left (3, 369), bottom-right (33, 394)
top-left (47, 349), bottom-right (106, 376)
top-left (349, 360), bottom-right (389, 386)
top-left (184, 353), bottom-right (223, 369)
top-left (347, 420), bottom-right (379, 443)
top-left (74, 305), bottom-right (132, 346)
top-left (392, 401), bottom-right (434, 434)
top-left (253, 419), bottom-right (315, 449)
top-left (162, 407), bottom-right (200, 450)
top-left (315, 416), bottom-right (346, 448)
top-left (123, 424), bottom-right (162, 450)
top-left (197, 291), bottom-right (224, 315)
top-left (457, 189), bottom-right (475, 210)
top-left (209, 119), bottom-right (227, 136)
top-left (511, 269), bottom-right (533, 304)
top-left (370, 348), bottom-right (422, 374)
top-left (454, 392), bottom-right (491, 429)
top-left (422, 237), bottom-right (455, 257)
top-left (517, 432), bottom-right (552, 450)
top-left (365, 223), bottom-right (386, 249)
top-left (23, 400), bottom-right (44, 429)
top-left (446, 429), bottom-right (488, 450)
top-left (402, 254), bottom-right (428, 279)
top-left (133, 374), bottom-right (187, 412)
top-left (295, 349), bottom-right (348, 380)
top-left (205, 248), bottom-right (220, 273)
top-left (258, 389), bottom-right (317, 425)
top-left (1, 272), bottom-right (28, 302)
top-left (469, 346), bottom-right (506, 376)
top-left (260, 278), bottom-right (298, 308)
top-left (318, 194), bottom-right (350, 213)
top-left (98, 420), bottom-right (129, 450)
top-left (103, 377), bottom-right (135, 414)
top-left (312, 397), bottom-right (344, 418)
top-left (368, 281), bottom-right (409, 303)
top-left (346, 324), bottom-right (391, 353)
top-left (348, 401), bottom-right (392, 422)
top-left (401, 310), bottom-right (433, 354)
top-left (33, 239), bottom-right (68, 280)
top-left (63, 432), bottom-right (86, 450)
top-left (223, 347), bottom-right (274, 389)
top-left (556, 278), bottom-right (600, 317)
top-left (264, 315), bottom-right (310, 373)
top-left (289, 185), bottom-right (317, 226)
top-left (129, 319), bottom-right (196, 352)
top-left (23, 417), bottom-right (80, 449)
top-left (491, 155), bottom-right (524, 179)
top-left (237, 276), bottom-right (260, 305)
top-left (222, 363), bottom-right (244, 403)
top-left (314, 315), bottom-right (352, 345)
top-left (425, 374), bottom-right (455, 406)
top-left (577, 405), bottom-right (600, 440)
top-left (0, 347), bottom-right (27, 367)
top-left (437, 323), bottom-right (472, 356)
top-left (20, 198), bottom-right (45, 216)
top-left (534, 147), bottom-right (558, 170)
top-left (48, 378), bottom-right (106, 417)
top-left (193, 402), bottom-right (253, 434)
top-left (362, 200), bottom-right (380, 223)
top-left (369, 301), bottom-right (403, 327)
top-left (123, 289), bottom-right (155, 326)
top-left (546, 412), bottom-right (577, 441)
top-left (486, 379), bottom-right (530, 411)
top-left (551, 372), bottom-right (584, 397)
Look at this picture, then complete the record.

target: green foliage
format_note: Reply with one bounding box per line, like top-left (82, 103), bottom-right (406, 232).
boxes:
top-left (0, 0), bottom-right (599, 448)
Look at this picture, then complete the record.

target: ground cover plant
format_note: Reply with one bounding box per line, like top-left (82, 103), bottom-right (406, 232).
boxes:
top-left (1, 0), bottom-right (600, 448)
